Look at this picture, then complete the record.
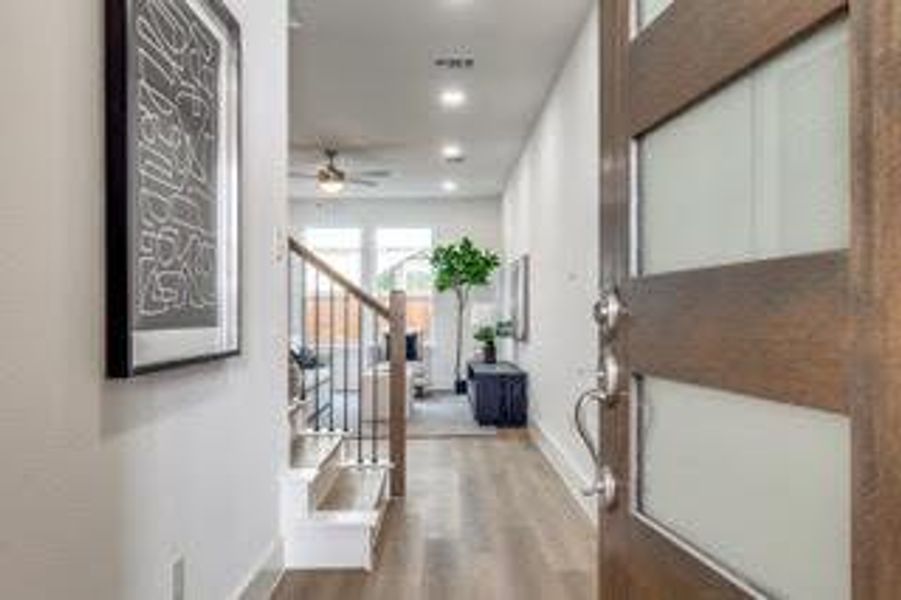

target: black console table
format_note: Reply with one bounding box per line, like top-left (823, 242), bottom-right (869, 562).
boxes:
top-left (467, 361), bottom-right (528, 427)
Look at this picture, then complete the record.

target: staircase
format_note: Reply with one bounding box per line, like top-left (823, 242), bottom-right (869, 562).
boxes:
top-left (281, 238), bottom-right (406, 571)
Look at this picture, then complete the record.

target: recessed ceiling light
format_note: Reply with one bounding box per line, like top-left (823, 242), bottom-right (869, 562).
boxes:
top-left (439, 88), bottom-right (467, 109)
top-left (442, 144), bottom-right (464, 161)
top-left (442, 180), bottom-right (459, 193)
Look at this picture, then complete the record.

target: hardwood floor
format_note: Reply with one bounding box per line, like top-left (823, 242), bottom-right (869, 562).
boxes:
top-left (273, 434), bottom-right (597, 600)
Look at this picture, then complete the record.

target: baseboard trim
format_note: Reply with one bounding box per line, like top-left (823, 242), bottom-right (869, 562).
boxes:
top-left (233, 538), bottom-right (284, 600)
top-left (529, 419), bottom-right (598, 526)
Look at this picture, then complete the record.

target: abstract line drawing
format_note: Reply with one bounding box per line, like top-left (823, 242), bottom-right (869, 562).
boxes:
top-left (134, 0), bottom-right (220, 330)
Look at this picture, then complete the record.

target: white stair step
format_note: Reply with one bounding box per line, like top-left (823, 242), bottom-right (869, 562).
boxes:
top-left (281, 433), bottom-right (345, 521)
top-left (290, 432), bottom-right (344, 470)
top-left (282, 465), bottom-right (391, 571)
top-left (319, 465), bottom-right (388, 511)
top-left (283, 513), bottom-right (379, 571)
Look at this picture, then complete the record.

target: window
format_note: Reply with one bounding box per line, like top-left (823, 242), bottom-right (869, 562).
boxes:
top-left (304, 228), bottom-right (363, 284)
top-left (375, 228), bottom-right (434, 338)
top-left (300, 228), bottom-right (363, 344)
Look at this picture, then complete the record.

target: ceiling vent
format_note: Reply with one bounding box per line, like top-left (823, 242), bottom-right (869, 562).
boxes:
top-left (434, 55), bottom-right (476, 70)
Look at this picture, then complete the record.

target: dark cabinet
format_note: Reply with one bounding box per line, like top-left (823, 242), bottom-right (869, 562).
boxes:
top-left (467, 362), bottom-right (528, 427)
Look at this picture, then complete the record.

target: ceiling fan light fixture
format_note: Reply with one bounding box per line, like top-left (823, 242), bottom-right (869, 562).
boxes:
top-left (318, 177), bottom-right (345, 194)
top-left (300, 148), bottom-right (379, 194)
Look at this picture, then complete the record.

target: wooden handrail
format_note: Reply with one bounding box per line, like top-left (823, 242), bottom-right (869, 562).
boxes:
top-left (289, 237), bottom-right (390, 319)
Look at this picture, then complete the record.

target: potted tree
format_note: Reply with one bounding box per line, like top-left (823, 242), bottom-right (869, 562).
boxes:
top-left (431, 237), bottom-right (501, 394)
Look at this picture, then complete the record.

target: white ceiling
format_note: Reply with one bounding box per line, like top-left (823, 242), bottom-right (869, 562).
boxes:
top-left (288, 0), bottom-right (595, 200)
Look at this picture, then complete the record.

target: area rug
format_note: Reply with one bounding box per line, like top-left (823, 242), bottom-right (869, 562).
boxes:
top-left (407, 392), bottom-right (497, 439)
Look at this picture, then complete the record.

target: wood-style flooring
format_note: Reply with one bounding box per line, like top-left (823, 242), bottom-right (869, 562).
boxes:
top-left (273, 433), bottom-right (597, 600)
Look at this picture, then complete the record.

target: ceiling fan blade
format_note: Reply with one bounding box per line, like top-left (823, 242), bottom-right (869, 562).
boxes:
top-left (347, 178), bottom-right (379, 188)
top-left (290, 139), bottom-right (404, 157)
top-left (355, 169), bottom-right (392, 179)
top-left (288, 172), bottom-right (319, 180)
top-left (288, 144), bottom-right (322, 157)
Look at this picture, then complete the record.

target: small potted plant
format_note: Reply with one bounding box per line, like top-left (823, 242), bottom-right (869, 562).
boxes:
top-left (473, 320), bottom-right (513, 365)
top-left (474, 325), bottom-right (498, 364)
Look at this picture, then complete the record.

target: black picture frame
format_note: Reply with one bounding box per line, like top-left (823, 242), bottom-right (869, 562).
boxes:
top-left (106, 0), bottom-right (243, 378)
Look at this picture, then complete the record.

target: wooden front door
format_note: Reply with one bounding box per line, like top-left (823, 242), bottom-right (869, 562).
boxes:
top-left (594, 0), bottom-right (901, 598)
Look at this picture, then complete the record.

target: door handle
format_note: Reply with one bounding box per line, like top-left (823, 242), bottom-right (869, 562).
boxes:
top-left (574, 387), bottom-right (618, 510)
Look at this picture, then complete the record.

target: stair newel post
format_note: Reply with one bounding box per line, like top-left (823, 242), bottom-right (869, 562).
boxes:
top-left (389, 291), bottom-right (407, 498)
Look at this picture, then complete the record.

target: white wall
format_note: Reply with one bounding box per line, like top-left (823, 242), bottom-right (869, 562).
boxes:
top-left (501, 4), bottom-right (600, 516)
top-left (0, 1), bottom-right (288, 598)
top-left (292, 196), bottom-right (502, 389)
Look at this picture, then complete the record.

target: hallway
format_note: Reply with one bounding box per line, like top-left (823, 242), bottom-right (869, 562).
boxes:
top-left (274, 435), bottom-right (596, 600)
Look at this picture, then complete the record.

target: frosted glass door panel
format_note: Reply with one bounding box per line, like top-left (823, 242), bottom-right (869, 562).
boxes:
top-left (638, 20), bottom-right (849, 275)
top-left (639, 81), bottom-right (756, 274)
top-left (636, 0), bottom-right (673, 30)
top-left (637, 377), bottom-right (851, 599)
top-left (755, 22), bottom-right (850, 258)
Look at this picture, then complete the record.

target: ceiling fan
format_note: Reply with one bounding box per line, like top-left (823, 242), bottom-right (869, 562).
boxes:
top-left (290, 148), bottom-right (391, 195)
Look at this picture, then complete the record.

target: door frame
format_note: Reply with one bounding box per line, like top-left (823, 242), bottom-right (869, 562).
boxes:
top-left (598, 0), bottom-right (901, 597)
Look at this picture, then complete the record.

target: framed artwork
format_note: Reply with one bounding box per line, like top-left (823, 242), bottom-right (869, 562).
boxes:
top-left (510, 255), bottom-right (530, 342)
top-left (106, 0), bottom-right (242, 377)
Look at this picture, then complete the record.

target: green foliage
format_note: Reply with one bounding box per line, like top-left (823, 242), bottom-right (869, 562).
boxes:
top-left (430, 237), bottom-right (501, 295)
top-left (474, 321), bottom-right (514, 344)
top-left (430, 237), bottom-right (502, 382)
top-left (473, 325), bottom-right (497, 344)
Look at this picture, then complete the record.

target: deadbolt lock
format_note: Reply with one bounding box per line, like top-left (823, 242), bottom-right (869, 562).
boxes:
top-left (594, 288), bottom-right (628, 338)
top-left (598, 352), bottom-right (621, 397)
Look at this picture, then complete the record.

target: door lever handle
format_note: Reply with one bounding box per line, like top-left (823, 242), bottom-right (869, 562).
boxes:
top-left (574, 389), bottom-right (618, 509)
